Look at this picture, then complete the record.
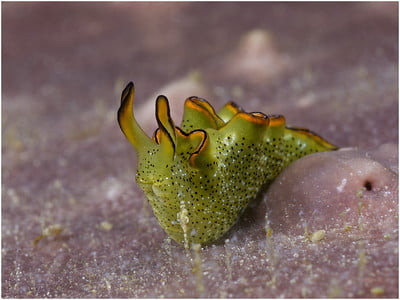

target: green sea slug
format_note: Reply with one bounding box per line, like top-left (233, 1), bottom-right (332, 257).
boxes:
top-left (118, 82), bottom-right (337, 246)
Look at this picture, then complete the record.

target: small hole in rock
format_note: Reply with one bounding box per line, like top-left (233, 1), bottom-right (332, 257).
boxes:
top-left (363, 181), bottom-right (373, 191)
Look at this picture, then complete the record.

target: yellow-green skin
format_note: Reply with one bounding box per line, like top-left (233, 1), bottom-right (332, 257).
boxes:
top-left (118, 82), bottom-right (337, 246)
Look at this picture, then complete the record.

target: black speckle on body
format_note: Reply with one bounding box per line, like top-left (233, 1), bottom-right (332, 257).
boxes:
top-left (137, 124), bottom-right (334, 245)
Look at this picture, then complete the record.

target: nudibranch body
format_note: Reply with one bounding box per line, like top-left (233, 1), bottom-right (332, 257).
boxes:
top-left (118, 82), bottom-right (337, 246)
